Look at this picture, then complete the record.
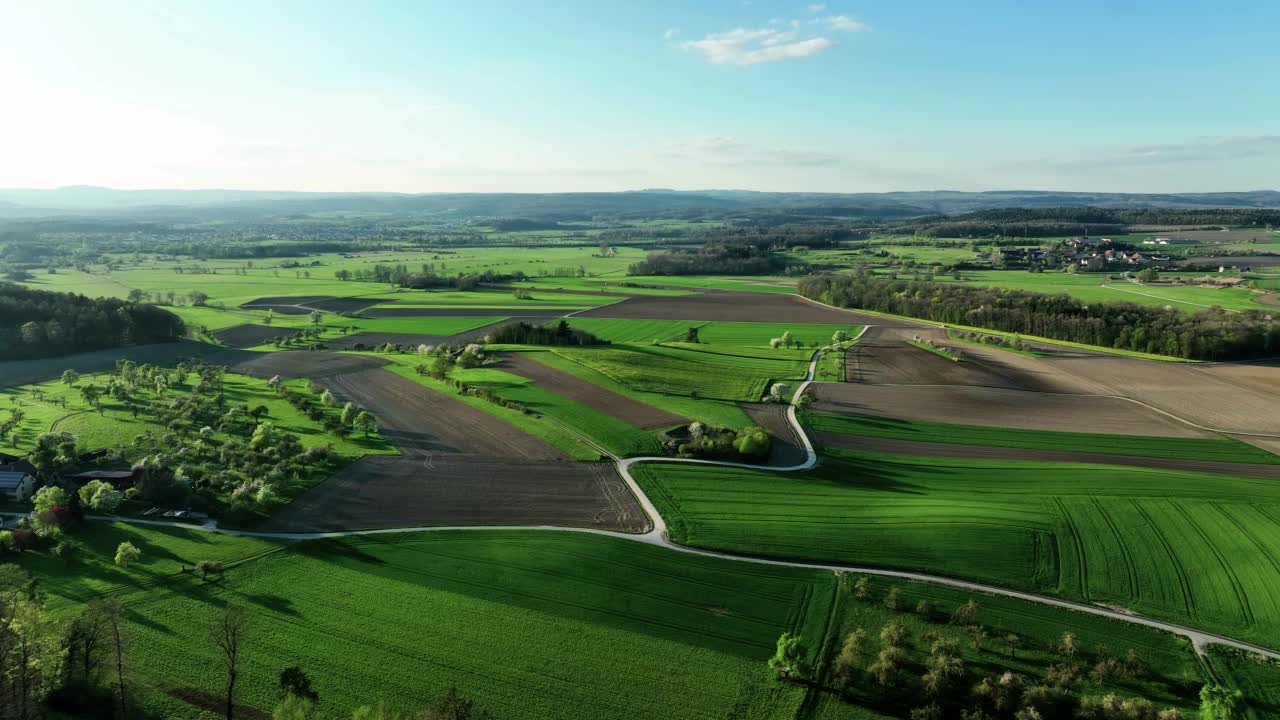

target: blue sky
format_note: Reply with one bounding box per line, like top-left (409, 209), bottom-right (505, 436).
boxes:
top-left (1, 0), bottom-right (1276, 193)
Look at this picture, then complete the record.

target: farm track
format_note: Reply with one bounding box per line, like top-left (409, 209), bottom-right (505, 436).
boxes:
top-left (810, 434), bottom-right (1280, 479)
top-left (77, 328), bottom-right (1280, 660)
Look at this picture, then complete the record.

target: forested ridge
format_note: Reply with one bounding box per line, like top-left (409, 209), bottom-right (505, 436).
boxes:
top-left (896, 207), bottom-right (1280, 238)
top-left (0, 284), bottom-right (185, 360)
top-left (798, 274), bottom-right (1277, 361)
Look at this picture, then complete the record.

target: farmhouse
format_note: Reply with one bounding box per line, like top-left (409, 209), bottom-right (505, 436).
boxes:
top-left (0, 470), bottom-right (35, 502)
top-left (1142, 237), bottom-right (1197, 245)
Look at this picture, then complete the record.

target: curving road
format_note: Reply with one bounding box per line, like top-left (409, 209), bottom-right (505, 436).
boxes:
top-left (22, 322), bottom-right (1280, 661)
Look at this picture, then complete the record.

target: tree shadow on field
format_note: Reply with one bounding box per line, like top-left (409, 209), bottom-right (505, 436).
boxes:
top-left (240, 591), bottom-right (300, 617)
top-left (816, 455), bottom-right (926, 495)
top-left (294, 537), bottom-right (386, 565)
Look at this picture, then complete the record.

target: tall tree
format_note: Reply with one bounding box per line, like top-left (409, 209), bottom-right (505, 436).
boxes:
top-left (210, 604), bottom-right (249, 720)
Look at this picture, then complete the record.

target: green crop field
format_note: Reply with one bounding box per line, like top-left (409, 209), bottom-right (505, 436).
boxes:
top-left (929, 270), bottom-right (1263, 313)
top-left (450, 365), bottom-right (664, 456)
top-left (564, 318), bottom-right (860, 349)
top-left (14, 521), bottom-right (1247, 720)
top-left (549, 343), bottom-right (811, 402)
top-left (633, 449), bottom-right (1280, 648)
top-left (802, 412), bottom-right (1280, 464)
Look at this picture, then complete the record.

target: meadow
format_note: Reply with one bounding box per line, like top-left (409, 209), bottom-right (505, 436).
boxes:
top-left (549, 343), bottom-right (811, 402)
top-left (930, 270), bottom-right (1263, 313)
top-left (633, 449), bottom-right (1280, 649)
top-left (13, 522), bottom-right (1243, 720)
top-left (564, 318), bottom-right (861, 349)
top-left (801, 412), bottom-right (1280, 464)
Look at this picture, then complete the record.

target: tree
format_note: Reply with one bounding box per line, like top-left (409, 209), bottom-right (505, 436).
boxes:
top-left (1004, 632), bottom-right (1021, 658)
top-left (951, 598), bottom-right (979, 625)
top-left (915, 600), bottom-right (934, 621)
top-left (340, 402), bottom-right (358, 426)
top-left (1137, 267), bottom-right (1159, 283)
top-left (79, 479), bottom-right (124, 513)
top-left (1199, 684), bottom-right (1244, 720)
top-left (61, 369), bottom-right (80, 386)
top-left (32, 485), bottom-right (69, 514)
top-left (420, 687), bottom-right (493, 720)
top-left (684, 327), bottom-right (700, 343)
top-left (353, 411), bottom-right (377, 438)
top-left (880, 621), bottom-right (907, 647)
top-left (853, 576), bottom-right (872, 601)
top-left (832, 628), bottom-right (866, 686)
top-left (768, 632), bottom-right (805, 680)
top-left (309, 310), bottom-right (323, 326)
top-left (196, 560), bottom-right (226, 582)
top-left (883, 586), bottom-right (903, 612)
top-left (780, 330), bottom-right (795, 348)
top-left (210, 604), bottom-right (249, 720)
top-left (832, 329), bottom-right (850, 344)
top-left (274, 694), bottom-right (316, 720)
top-left (0, 566), bottom-right (65, 718)
top-left (95, 598), bottom-right (130, 719)
top-left (320, 389), bottom-right (337, 407)
top-left (430, 355), bottom-right (455, 380)
top-left (1056, 631), bottom-right (1079, 659)
top-left (114, 541), bottom-right (141, 567)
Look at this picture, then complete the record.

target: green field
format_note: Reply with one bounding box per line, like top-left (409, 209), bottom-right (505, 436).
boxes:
top-left (564, 318), bottom-right (860, 349)
top-left (929, 271), bottom-right (1263, 313)
top-left (802, 412), bottom-right (1280, 464)
top-left (451, 364), bottom-right (664, 456)
top-left (549, 343), bottom-right (811, 402)
top-left (14, 522), bottom-right (1250, 720)
top-left (634, 450), bottom-right (1280, 649)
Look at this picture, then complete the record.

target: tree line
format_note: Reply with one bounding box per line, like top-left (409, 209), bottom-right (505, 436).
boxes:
top-left (891, 207), bottom-right (1280, 239)
top-left (0, 284), bottom-right (185, 360)
top-left (798, 273), bottom-right (1277, 361)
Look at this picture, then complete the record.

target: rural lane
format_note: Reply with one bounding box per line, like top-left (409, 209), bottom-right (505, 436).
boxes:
top-left (12, 320), bottom-right (1280, 661)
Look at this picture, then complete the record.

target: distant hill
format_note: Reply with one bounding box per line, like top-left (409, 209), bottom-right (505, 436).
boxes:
top-left (0, 186), bottom-right (1275, 221)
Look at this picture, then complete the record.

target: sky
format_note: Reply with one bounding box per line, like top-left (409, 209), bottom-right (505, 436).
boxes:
top-left (0, 0), bottom-right (1276, 194)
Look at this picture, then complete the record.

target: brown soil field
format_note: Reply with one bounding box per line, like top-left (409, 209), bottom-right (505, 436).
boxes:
top-left (241, 296), bottom-right (379, 314)
top-left (209, 350), bottom-right (388, 380)
top-left (741, 403), bottom-right (806, 466)
top-left (361, 307), bottom-right (560, 318)
top-left (810, 383), bottom-right (1212, 438)
top-left (845, 327), bottom-right (1105, 393)
top-left (261, 366), bottom-right (646, 532)
top-left (481, 283), bottom-right (629, 298)
top-left (576, 291), bottom-right (905, 325)
top-left (1254, 292), bottom-right (1280, 307)
top-left (320, 368), bottom-right (563, 459)
top-left (0, 341), bottom-right (220, 388)
top-left (259, 456), bottom-right (643, 532)
top-left (813, 434), bottom-right (1280, 479)
top-left (499, 353), bottom-right (686, 429)
top-left (211, 323), bottom-right (289, 348)
top-left (1043, 356), bottom-right (1280, 435)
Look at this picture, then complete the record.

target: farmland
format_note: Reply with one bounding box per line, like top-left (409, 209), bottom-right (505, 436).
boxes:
top-left (633, 450), bottom-right (1280, 648)
top-left (6, 213), bottom-right (1280, 718)
top-left (12, 522), bottom-right (1230, 720)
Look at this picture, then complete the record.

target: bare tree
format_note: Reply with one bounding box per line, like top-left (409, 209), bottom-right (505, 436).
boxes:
top-left (100, 598), bottom-right (129, 720)
top-left (210, 604), bottom-right (249, 720)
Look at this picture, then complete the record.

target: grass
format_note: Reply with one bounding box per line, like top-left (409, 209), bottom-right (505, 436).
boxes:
top-left (633, 449), bottom-right (1280, 649)
top-left (19, 522), bottom-right (1248, 720)
top-left (335, 315), bottom-right (507, 335)
top-left (373, 355), bottom-right (601, 461)
top-left (548, 344), bottom-right (811, 402)
top-left (934, 270), bottom-right (1262, 313)
top-left (521, 349), bottom-right (752, 429)
top-left (564, 318), bottom-right (861, 350)
top-left (21, 524), bottom-right (830, 720)
top-left (800, 412), bottom-right (1280, 464)
top-left (451, 364), bottom-right (664, 456)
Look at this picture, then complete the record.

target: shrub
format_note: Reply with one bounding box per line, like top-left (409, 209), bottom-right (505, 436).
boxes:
top-left (114, 541), bottom-right (141, 566)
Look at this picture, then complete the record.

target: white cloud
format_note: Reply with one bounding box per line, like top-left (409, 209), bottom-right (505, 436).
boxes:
top-left (663, 27), bottom-right (679, 40)
top-left (807, 3), bottom-right (827, 12)
top-left (682, 26), bottom-right (835, 65)
top-left (824, 15), bottom-right (870, 32)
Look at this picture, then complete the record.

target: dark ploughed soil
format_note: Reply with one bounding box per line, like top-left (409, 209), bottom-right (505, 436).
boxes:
top-left (813, 433), bottom-right (1280, 478)
top-left (210, 350), bottom-right (388, 380)
top-left (260, 366), bottom-right (646, 532)
top-left (212, 323), bottom-right (288, 348)
top-left (0, 340), bottom-right (217, 388)
top-left (576, 291), bottom-right (907, 325)
top-left (259, 456), bottom-right (645, 533)
top-left (361, 307), bottom-right (562, 318)
top-left (741, 403), bottom-right (807, 466)
top-left (499, 353), bottom-right (686, 429)
top-left (810, 383), bottom-right (1211, 438)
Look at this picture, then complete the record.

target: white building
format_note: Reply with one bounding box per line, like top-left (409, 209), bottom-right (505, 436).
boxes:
top-left (0, 471), bottom-right (35, 502)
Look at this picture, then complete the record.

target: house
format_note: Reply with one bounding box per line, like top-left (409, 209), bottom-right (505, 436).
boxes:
top-left (68, 469), bottom-right (138, 490)
top-left (1142, 237), bottom-right (1198, 246)
top-left (0, 471), bottom-right (35, 503)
